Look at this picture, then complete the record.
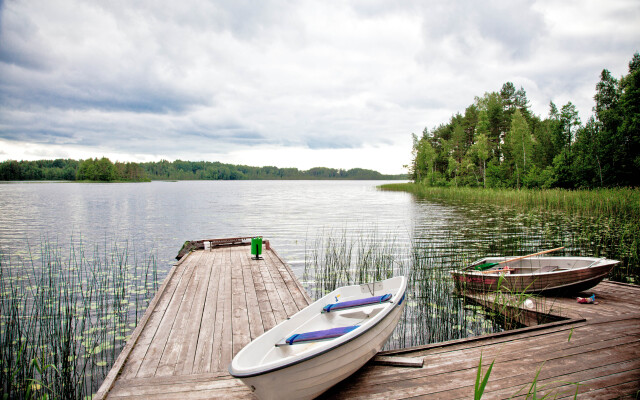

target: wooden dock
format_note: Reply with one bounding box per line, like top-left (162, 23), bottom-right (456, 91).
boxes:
top-left (95, 241), bottom-right (312, 399)
top-left (97, 242), bottom-right (640, 399)
top-left (321, 280), bottom-right (640, 399)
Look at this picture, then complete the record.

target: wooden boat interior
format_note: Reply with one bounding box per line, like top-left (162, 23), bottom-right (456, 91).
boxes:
top-left (474, 257), bottom-right (608, 274)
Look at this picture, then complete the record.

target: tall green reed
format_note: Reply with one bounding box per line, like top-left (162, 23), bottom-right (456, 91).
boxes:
top-left (303, 230), bottom-right (505, 351)
top-left (380, 184), bottom-right (640, 283)
top-left (1, 238), bottom-right (158, 399)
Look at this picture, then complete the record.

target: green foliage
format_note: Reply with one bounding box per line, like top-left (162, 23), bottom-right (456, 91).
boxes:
top-left (0, 159), bottom-right (404, 181)
top-left (0, 159), bottom-right (79, 181)
top-left (76, 158), bottom-right (147, 182)
top-left (474, 352), bottom-right (495, 400)
top-left (139, 160), bottom-right (403, 180)
top-left (410, 52), bottom-right (640, 189)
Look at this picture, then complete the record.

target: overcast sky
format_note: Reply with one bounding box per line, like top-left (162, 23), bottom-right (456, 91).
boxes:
top-left (1, 0), bottom-right (639, 174)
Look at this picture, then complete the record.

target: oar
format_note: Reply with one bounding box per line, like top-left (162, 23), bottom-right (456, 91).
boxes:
top-left (474, 247), bottom-right (565, 271)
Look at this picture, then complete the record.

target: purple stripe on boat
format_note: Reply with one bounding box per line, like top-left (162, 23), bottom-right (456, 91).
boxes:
top-left (323, 293), bottom-right (392, 313)
top-left (285, 325), bottom-right (359, 345)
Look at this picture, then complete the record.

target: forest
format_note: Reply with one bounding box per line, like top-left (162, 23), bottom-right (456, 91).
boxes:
top-left (409, 53), bottom-right (640, 188)
top-left (0, 158), bottom-right (404, 181)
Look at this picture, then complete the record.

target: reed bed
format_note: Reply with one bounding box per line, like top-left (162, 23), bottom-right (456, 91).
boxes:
top-left (380, 184), bottom-right (639, 219)
top-left (380, 184), bottom-right (640, 284)
top-left (0, 239), bottom-right (158, 399)
top-left (303, 230), bottom-right (505, 351)
top-left (303, 214), bottom-right (623, 350)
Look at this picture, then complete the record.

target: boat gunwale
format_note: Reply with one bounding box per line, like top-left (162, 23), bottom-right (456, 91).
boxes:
top-left (460, 257), bottom-right (619, 276)
top-left (228, 279), bottom-right (407, 379)
top-left (452, 258), bottom-right (619, 294)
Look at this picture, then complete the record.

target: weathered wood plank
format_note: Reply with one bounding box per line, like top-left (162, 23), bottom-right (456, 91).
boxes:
top-left (192, 250), bottom-right (223, 374)
top-left (122, 251), bottom-right (199, 379)
top-left (371, 356), bottom-right (424, 368)
top-left (257, 257), bottom-right (289, 323)
top-left (174, 250), bottom-right (216, 375)
top-left (155, 251), bottom-right (207, 376)
top-left (250, 258), bottom-right (277, 332)
top-left (263, 252), bottom-right (300, 317)
top-left (265, 250), bottom-right (310, 311)
top-left (136, 251), bottom-right (203, 378)
top-left (216, 247), bottom-right (234, 371)
top-left (334, 321), bottom-right (639, 391)
top-left (239, 249), bottom-right (265, 340)
top-left (208, 247), bottom-right (229, 373)
top-left (230, 247), bottom-right (251, 357)
top-left (323, 339), bottom-right (640, 399)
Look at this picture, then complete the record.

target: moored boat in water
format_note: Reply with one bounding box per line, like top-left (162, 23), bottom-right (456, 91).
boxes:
top-left (228, 276), bottom-right (407, 400)
top-left (452, 256), bottom-right (619, 294)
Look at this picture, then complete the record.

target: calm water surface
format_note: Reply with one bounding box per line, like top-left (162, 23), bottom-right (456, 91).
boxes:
top-left (0, 180), bottom-right (476, 275)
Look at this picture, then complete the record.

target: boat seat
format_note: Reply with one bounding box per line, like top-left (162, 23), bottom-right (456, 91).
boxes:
top-left (276, 325), bottom-right (359, 346)
top-left (322, 293), bottom-right (392, 313)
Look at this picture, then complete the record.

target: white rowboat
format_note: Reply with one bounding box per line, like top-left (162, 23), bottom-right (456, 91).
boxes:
top-left (228, 276), bottom-right (407, 399)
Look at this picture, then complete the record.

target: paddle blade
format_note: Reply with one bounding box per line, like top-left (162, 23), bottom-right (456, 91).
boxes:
top-left (474, 262), bottom-right (498, 271)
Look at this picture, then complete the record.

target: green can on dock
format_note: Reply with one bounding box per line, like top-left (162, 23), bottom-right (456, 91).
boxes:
top-left (251, 237), bottom-right (263, 258)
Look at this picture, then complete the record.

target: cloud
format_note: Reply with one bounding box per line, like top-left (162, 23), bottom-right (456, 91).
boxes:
top-left (0, 0), bottom-right (639, 174)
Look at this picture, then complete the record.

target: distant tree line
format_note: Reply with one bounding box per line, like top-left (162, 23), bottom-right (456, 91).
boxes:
top-left (140, 160), bottom-right (403, 180)
top-left (410, 53), bottom-right (640, 188)
top-left (0, 159), bottom-right (80, 181)
top-left (77, 158), bottom-right (149, 181)
top-left (0, 158), bottom-right (405, 181)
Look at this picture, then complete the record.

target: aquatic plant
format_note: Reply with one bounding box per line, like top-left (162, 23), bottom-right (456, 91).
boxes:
top-left (0, 239), bottom-right (159, 399)
top-left (474, 351), bottom-right (494, 400)
top-left (380, 184), bottom-right (640, 284)
top-left (473, 356), bottom-right (580, 399)
top-left (303, 230), bottom-right (505, 350)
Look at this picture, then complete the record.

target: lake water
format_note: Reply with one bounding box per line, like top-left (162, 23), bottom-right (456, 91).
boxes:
top-left (0, 180), bottom-right (461, 275)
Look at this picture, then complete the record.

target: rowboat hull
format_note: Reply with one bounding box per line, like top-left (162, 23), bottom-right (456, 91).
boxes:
top-left (452, 256), bottom-right (618, 294)
top-left (229, 276), bottom-right (407, 400)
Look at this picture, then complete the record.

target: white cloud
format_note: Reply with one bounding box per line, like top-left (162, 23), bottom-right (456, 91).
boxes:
top-left (1, 0), bottom-right (639, 174)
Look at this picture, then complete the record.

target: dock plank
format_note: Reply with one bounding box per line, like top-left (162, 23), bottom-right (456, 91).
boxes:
top-left (239, 251), bottom-right (265, 340)
top-left (230, 247), bottom-right (251, 357)
top-left (174, 250), bottom-right (216, 375)
top-left (263, 253), bottom-right (300, 317)
top-left (257, 257), bottom-right (289, 323)
top-left (212, 246), bottom-right (233, 372)
top-left (155, 250), bottom-right (206, 377)
top-left (136, 251), bottom-right (203, 378)
top-left (192, 250), bottom-right (222, 374)
top-left (265, 250), bottom-right (310, 310)
top-left (250, 259), bottom-right (277, 332)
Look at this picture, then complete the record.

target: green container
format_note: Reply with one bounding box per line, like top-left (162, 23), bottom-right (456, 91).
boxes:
top-left (251, 237), bottom-right (262, 256)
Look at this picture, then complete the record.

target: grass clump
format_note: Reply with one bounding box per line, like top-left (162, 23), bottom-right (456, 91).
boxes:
top-left (0, 238), bottom-right (159, 399)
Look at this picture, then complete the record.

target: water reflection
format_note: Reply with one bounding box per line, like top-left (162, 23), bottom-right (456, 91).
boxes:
top-left (0, 181), bottom-right (413, 276)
